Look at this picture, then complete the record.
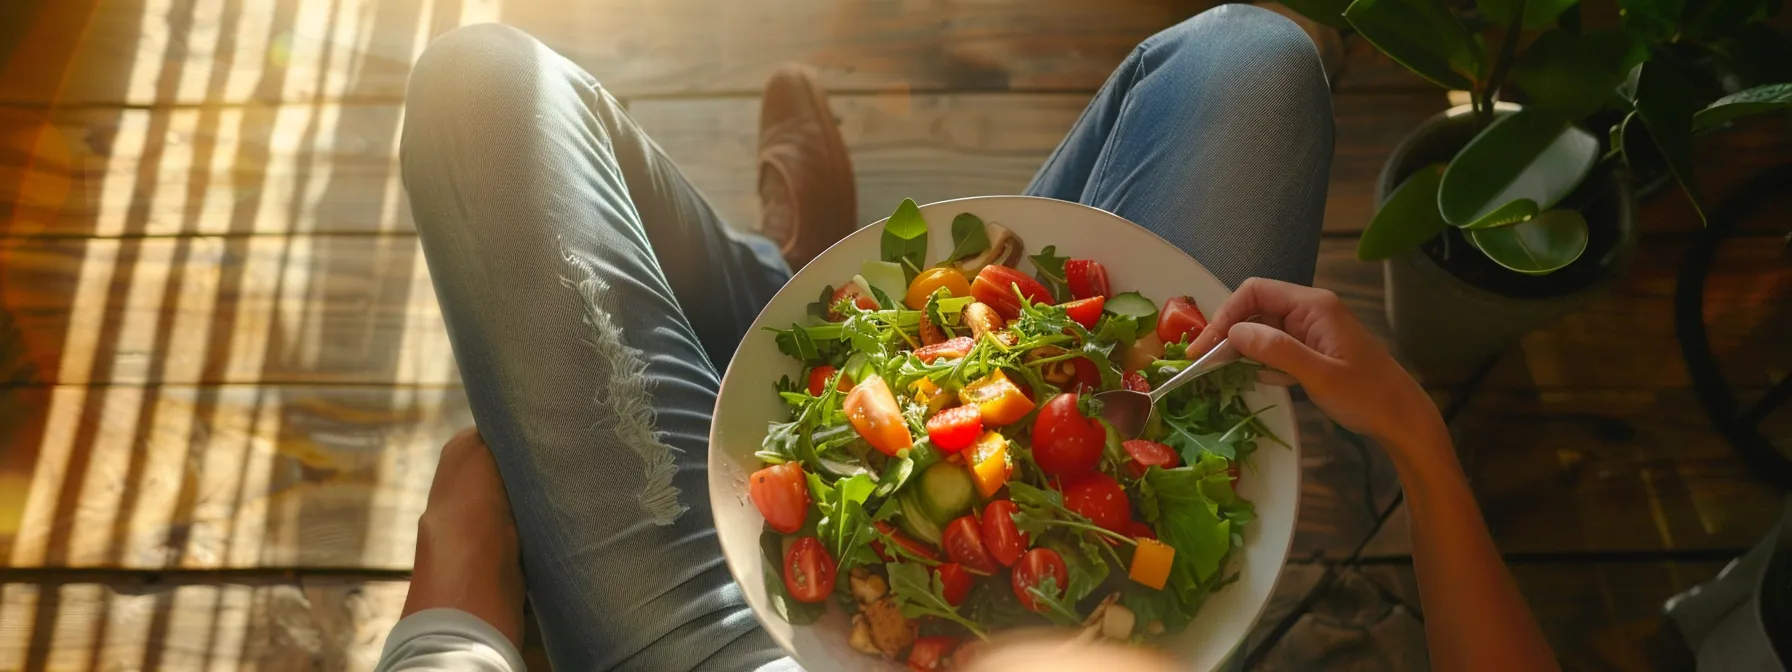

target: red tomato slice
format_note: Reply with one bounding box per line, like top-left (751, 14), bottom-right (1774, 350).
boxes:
top-left (806, 365), bottom-right (852, 396)
top-left (1068, 358), bottom-right (1101, 393)
top-left (908, 636), bottom-right (959, 672)
top-left (872, 521), bottom-right (941, 563)
top-left (1126, 520), bottom-right (1157, 540)
top-left (1012, 548), bottom-right (1069, 612)
top-left (1122, 439), bottom-right (1180, 478)
top-left (784, 537), bottom-right (837, 603)
top-left (942, 515), bottom-right (998, 574)
top-left (1064, 259), bottom-right (1112, 300)
top-left (1156, 295), bottom-right (1209, 346)
top-left (1122, 371), bottom-right (1150, 392)
top-left (1030, 393), bottom-right (1106, 478)
top-left (914, 336), bottom-right (975, 363)
top-left (935, 563), bottom-right (973, 607)
top-left (970, 265), bottom-right (1052, 319)
top-left (1061, 296), bottom-right (1105, 329)
top-left (748, 463), bottom-right (809, 534)
top-left (981, 500), bottom-right (1029, 567)
top-left (1062, 472), bottom-right (1131, 532)
top-left (845, 375), bottom-right (914, 456)
top-left (828, 282), bottom-right (881, 321)
top-left (925, 405), bottom-right (984, 452)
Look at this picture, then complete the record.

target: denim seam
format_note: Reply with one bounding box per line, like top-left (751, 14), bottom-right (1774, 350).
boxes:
top-left (1086, 44), bottom-right (1151, 204)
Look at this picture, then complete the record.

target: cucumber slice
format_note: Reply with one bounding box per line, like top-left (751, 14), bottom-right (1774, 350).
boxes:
top-left (859, 260), bottom-right (909, 304)
top-left (916, 461), bottom-right (976, 523)
top-left (1104, 291), bottom-right (1160, 338)
top-left (842, 352), bottom-right (873, 386)
top-left (894, 489), bottom-right (944, 546)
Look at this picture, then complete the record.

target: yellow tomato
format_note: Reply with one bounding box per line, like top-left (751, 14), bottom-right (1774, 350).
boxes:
top-left (845, 375), bottom-right (914, 456)
top-left (904, 267), bottom-right (972, 310)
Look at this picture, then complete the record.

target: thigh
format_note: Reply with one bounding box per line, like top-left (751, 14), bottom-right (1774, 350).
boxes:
top-left (1027, 5), bottom-right (1334, 288)
top-left (402, 24), bottom-right (784, 672)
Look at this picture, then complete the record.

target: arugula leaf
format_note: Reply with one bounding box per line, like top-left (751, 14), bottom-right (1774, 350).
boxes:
top-left (773, 323), bottom-right (822, 363)
top-left (888, 561), bottom-right (988, 638)
top-left (761, 528), bottom-right (828, 624)
top-left (1028, 245), bottom-right (1072, 302)
top-left (963, 579), bottom-right (1046, 630)
top-left (806, 284), bottom-right (837, 321)
top-left (946, 213), bottom-right (992, 263)
top-left (1041, 533), bottom-right (1112, 603)
top-left (1023, 575), bottom-right (1084, 627)
top-left (1143, 467), bottom-right (1233, 584)
top-left (882, 199), bottom-right (930, 280)
top-left (1009, 482), bottom-right (1133, 546)
top-left (808, 472), bottom-right (880, 572)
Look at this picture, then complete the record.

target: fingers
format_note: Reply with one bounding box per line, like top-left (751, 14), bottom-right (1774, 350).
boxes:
top-left (1193, 278), bottom-right (1312, 353)
top-left (1227, 322), bottom-right (1338, 385)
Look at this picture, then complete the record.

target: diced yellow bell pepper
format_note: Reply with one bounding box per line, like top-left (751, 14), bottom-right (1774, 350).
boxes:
top-left (1128, 537), bottom-right (1175, 590)
top-left (967, 431), bottom-right (1011, 498)
top-left (958, 369), bottom-right (1035, 426)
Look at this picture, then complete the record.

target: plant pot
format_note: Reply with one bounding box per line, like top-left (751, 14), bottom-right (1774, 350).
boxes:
top-left (1378, 105), bottom-right (1637, 382)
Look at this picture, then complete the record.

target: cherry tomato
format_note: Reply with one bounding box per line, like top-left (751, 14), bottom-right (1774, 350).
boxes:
top-left (1228, 463), bottom-right (1242, 484)
top-left (925, 405), bottom-right (984, 452)
top-left (1062, 472), bottom-right (1131, 532)
top-left (914, 336), bottom-right (975, 363)
top-left (908, 636), bottom-right (959, 671)
top-left (1156, 295), bottom-right (1209, 345)
top-left (783, 537), bottom-right (836, 603)
top-left (1064, 259), bottom-right (1112, 300)
top-left (1067, 358), bottom-right (1101, 393)
top-left (872, 521), bottom-right (941, 562)
top-left (981, 500), bottom-right (1029, 567)
top-left (1030, 393), bottom-right (1107, 478)
top-left (845, 375), bottom-right (914, 456)
top-left (1122, 439), bottom-right (1180, 478)
top-left (906, 267), bottom-right (972, 310)
top-left (942, 515), bottom-right (998, 574)
top-left (1061, 296), bottom-right (1106, 329)
top-left (970, 265), bottom-right (1052, 319)
top-left (935, 563), bottom-right (973, 607)
top-left (828, 282), bottom-right (881, 321)
top-left (806, 365), bottom-right (852, 396)
top-left (1122, 371), bottom-right (1150, 392)
top-left (749, 463), bottom-right (810, 534)
top-left (1126, 520), bottom-right (1158, 540)
top-left (1011, 548), bottom-right (1069, 612)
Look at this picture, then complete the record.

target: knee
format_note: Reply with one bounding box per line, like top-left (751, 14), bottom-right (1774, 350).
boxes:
top-left (406, 24), bottom-right (558, 128)
top-left (1146, 5), bottom-right (1329, 109)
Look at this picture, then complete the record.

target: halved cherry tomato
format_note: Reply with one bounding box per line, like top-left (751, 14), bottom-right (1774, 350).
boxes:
top-left (845, 375), bottom-right (914, 456)
top-left (1067, 358), bottom-right (1101, 393)
top-left (1126, 520), bottom-right (1158, 540)
top-left (908, 636), bottom-right (959, 672)
top-left (1062, 472), bottom-right (1131, 532)
top-left (958, 370), bottom-right (1035, 426)
top-left (784, 537), bottom-right (837, 603)
top-left (1061, 296), bottom-right (1106, 329)
top-left (1122, 439), bottom-right (1180, 478)
top-left (749, 463), bottom-right (809, 534)
top-left (828, 282), bottom-right (881, 321)
top-left (1064, 259), bottom-right (1112, 300)
top-left (906, 267), bottom-right (972, 310)
top-left (1030, 393), bottom-right (1106, 477)
top-left (1122, 371), bottom-right (1150, 392)
top-left (914, 336), bottom-right (975, 363)
top-left (942, 515), bottom-right (998, 574)
top-left (1012, 548), bottom-right (1069, 612)
top-left (872, 521), bottom-right (941, 562)
top-left (806, 365), bottom-right (852, 396)
top-left (1156, 295), bottom-right (1209, 345)
top-left (967, 431), bottom-right (1012, 498)
top-left (925, 405), bottom-right (984, 452)
top-left (935, 563), bottom-right (973, 607)
top-left (970, 265), bottom-right (1052, 319)
top-left (981, 500), bottom-right (1028, 567)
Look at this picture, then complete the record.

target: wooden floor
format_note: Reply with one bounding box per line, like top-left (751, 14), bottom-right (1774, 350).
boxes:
top-left (1, 0), bottom-right (1788, 669)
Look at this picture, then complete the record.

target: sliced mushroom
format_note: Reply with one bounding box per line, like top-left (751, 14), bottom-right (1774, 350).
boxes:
top-left (1100, 604), bottom-right (1137, 640)
top-left (953, 221), bottom-right (1024, 276)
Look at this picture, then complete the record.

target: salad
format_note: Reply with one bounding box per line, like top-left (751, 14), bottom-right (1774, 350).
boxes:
top-left (747, 199), bottom-right (1278, 669)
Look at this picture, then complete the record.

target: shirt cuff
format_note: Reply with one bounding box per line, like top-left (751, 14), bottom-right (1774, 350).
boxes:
top-left (376, 608), bottom-right (528, 671)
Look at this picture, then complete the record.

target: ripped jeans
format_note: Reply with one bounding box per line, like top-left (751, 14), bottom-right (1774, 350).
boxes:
top-left (400, 6), bottom-right (1331, 670)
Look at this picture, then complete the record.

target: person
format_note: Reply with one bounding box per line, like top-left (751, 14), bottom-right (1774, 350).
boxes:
top-left (380, 5), bottom-right (1559, 671)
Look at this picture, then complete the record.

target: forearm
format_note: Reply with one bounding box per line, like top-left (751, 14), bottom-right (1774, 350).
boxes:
top-left (1386, 420), bottom-right (1559, 672)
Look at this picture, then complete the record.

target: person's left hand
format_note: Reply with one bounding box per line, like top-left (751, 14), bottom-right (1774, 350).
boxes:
top-left (402, 428), bottom-right (526, 646)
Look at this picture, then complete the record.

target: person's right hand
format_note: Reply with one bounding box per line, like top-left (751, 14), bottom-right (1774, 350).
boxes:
top-left (1188, 278), bottom-right (1443, 449)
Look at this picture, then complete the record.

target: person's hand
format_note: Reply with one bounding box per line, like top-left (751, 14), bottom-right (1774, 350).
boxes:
top-left (1188, 278), bottom-right (1442, 450)
top-left (403, 428), bottom-right (526, 646)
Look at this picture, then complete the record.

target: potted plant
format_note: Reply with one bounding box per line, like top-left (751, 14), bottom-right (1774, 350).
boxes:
top-left (1280, 0), bottom-right (1792, 379)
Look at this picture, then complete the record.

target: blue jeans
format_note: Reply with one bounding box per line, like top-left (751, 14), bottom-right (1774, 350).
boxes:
top-left (400, 6), bottom-right (1331, 670)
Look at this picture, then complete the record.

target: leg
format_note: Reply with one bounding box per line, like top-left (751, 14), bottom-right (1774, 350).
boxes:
top-left (402, 24), bottom-right (789, 671)
top-left (1027, 4), bottom-right (1334, 288)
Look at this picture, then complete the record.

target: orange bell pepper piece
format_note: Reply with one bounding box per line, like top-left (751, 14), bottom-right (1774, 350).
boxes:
top-left (967, 431), bottom-right (1011, 498)
top-left (958, 369), bottom-right (1035, 426)
top-left (1128, 537), bottom-right (1175, 590)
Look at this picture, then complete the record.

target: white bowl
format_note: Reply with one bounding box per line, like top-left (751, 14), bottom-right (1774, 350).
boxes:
top-left (709, 196), bottom-right (1301, 670)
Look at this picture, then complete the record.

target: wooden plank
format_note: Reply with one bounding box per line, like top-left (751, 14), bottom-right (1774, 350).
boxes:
top-left (0, 385), bottom-right (470, 570)
top-left (1241, 562), bottom-right (1330, 659)
top-left (1333, 34), bottom-right (1435, 93)
top-left (1324, 92), bottom-right (1450, 235)
top-left (0, 577), bottom-right (408, 671)
top-left (13, 0), bottom-right (1197, 107)
top-left (1253, 567), bottom-right (1430, 671)
top-left (1292, 402), bottom-right (1400, 559)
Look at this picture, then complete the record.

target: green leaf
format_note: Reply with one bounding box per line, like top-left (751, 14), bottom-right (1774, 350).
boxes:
top-left (1616, 0), bottom-right (1684, 43)
top-left (881, 198), bottom-right (930, 280)
top-left (1281, 0), bottom-right (1355, 28)
top-left (1467, 208), bottom-right (1590, 274)
top-left (774, 323), bottom-right (823, 362)
top-left (1437, 108), bottom-right (1599, 227)
top-left (1143, 467), bottom-right (1234, 583)
top-left (1345, 0), bottom-right (1480, 90)
top-left (1461, 198), bottom-right (1540, 229)
top-left (1693, 82), bottom-right (1792, 130)
top-left (808, 473), bottom-right (880, 571)
top-left (1689, 0), bottom-right (1771, 40)
top-left (1631, 62), bottom-right (1704, 223)
top-left (946, 213), bottom-right (992, 263)
top-left (1482, 0), bottom-right (1579, 28)
top-left (888, 561), bottom-right (988, 637)
top-left (1511, 30), bottom-right (1643, 118)
top-left (1040, 534), bottom-right (1111, 603)
top-left (1028, 245), bottom-right (1071, 302)
top-left (1357, 164), bottom-right (1449, 261)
